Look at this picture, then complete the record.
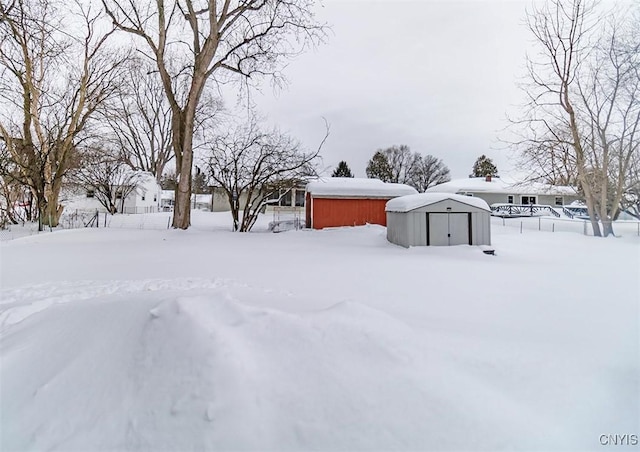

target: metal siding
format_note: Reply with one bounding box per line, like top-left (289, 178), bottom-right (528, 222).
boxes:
top-left (311, 197), bottom-right (389, 229)
top-left (387, 212), bottom-right (409, 247)
top-left (413, 212), bottom-right (426, 246)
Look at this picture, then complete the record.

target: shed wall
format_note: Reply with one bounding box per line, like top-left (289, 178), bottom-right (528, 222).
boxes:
top-left (311, 197), bottom-right (389, 229)
top-left (386, 212), bottom-right (410, 247)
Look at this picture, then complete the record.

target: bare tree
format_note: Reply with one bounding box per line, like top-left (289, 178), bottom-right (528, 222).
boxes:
top-left (205, 116), bottom-right (326, 232)
top-left (0, 0), bottom-right (125, 229)
top-left (102, 57), bottom-right (174, 183)
top-left (574, 15), bottom-right (640, 234)
top-left (515, 0), bottom-right (639, 236)
top-left (407, 154), bottom-right (451, 192)
top-left (516, 126), bottom-right (579, 186)
top-left (365, 145), bottom-right (449, 191)
top-left (366, 145), bottom-right (418, 184)
top-left (101, 0), bottom-right (326, 229)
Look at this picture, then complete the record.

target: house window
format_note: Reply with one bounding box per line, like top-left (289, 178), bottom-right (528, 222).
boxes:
top-left (279, 190), bottom-right (292, 207)
top-left (295, 189), bottom-right (305, 207)
top-left (153, 195), bottom-right (157, 202)
top-left (521, 196), bottom-right (536, 205)
top-left (141, 194), bottom-right (146, 201)
top-left (86, 190), bottom-right (95, 198)
top-left (555, 196), bottom-right (563, 206)
top-left (507, 195), bottom-right (514, 204)
top-left (116, 189), bottom-right (123, 199)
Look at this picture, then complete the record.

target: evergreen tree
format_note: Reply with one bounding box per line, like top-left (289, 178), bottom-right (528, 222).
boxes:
top-left (471, 155), bottom-right (499, 177)
top-left (365, 151), bottom-right (393, 182)
top-left (332, 161), bottom-right (354, 177)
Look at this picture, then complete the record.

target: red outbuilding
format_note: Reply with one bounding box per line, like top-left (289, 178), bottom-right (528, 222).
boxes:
top-left (305, 179), bottom-right (417, 229)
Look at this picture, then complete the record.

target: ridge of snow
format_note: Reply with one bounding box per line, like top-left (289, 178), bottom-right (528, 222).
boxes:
top-left (386, 192), bottom-right (491, 212)
top-left (426, 177), bottom-right (577, 195)
top-left (306, 178), bottom-right (417, 197)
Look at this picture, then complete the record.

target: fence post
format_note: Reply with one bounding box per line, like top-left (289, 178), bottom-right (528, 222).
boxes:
top-left (167, 217), bottom-right (171, 229)
top-left (502, 217), bottom-right (505, 226)
top-left (96, 210), bottom-right (99, 228)
top-left (520, 221), bottom-right (523, 234)
top-left (583, 221), bottom-right (587, 236)
top-left (538, 217), bottom-right (541, 231)
top-left (552, 223), bottom-right (555, 233)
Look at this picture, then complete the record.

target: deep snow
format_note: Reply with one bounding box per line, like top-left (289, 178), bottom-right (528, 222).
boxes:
top-left (1, 212), bottom-right (638, 451)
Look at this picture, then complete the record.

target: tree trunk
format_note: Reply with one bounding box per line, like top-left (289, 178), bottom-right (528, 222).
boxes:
top-left (600, 204), bottom-right (614, 237)
top-left (41, 190), bottom-right (63, 227)
top-left (170, 103), bottom-right (197, 229)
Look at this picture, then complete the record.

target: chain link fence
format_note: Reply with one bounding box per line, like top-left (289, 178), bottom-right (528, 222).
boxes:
top-left (1, 210), bottom-right (174, 242)
top-left (493, 216), bottom-right (640, 237)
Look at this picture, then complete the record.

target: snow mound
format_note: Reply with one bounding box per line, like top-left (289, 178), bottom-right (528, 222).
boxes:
top-left (2, 284), bottom-right (450, 451)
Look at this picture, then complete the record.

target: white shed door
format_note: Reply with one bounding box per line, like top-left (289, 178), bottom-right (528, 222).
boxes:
top-left (448, 213), bottom-right (469, 245)
top-left (428, 213), bottom-right (470, 246)
top-left (428, 213), bottom-right (449, 246)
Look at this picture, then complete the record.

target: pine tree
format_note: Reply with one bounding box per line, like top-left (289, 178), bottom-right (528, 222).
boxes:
top-left (471, 155), bottom-right (499, 178)
top-left (332, 161), bottom-right (354, 177)
top-left (366, 151), bottom-right (393, 182)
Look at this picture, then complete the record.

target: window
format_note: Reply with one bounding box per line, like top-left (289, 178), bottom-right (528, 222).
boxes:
top-left (141, 193), bottom-right (146, 201)
top-left (279, 190), bottom-right (292, 207)
top-left (521, 196), bottom-right (536, 205)
top-left (86, 190), bottom-right (95, 198)
top-left (295, 189), bottom-right (305, 207)
top-left (507, 195), bottom-right (514, 204)
top-left (116, 189), bottom-right (123, 199)
top-left (555, 196), bottom-right (563, 206)
top-left (153, 195), bottom-right (157, 202)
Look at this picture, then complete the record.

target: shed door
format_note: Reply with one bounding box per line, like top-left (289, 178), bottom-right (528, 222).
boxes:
top-left (448, 213), bottom-right (470, 245)
top-left (428, 213), bottom-right (449, 246)
top-left (428, 213), bottom-right (470, 246)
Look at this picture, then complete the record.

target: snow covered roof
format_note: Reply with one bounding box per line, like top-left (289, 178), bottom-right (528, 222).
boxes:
top-left (426, 177), bottom-right (577, 196)
top-left (386, 193), bottom-right (491, 212)
top-left (306, 178), bottom-right (417, 198)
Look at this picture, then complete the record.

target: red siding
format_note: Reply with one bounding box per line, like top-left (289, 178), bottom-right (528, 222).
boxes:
top-left (310, 197), bottom-right (390, 229)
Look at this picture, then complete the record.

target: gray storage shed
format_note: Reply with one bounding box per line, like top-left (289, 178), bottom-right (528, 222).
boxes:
top-left (386, 193), bottom-right (491, 247)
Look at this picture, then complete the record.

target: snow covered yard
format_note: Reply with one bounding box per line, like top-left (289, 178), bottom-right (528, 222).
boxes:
top-left (1, 212), bottom-right (638, 451)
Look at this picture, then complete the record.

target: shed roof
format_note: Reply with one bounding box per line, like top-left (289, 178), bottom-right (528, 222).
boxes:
top-left (386, 193), bottom-right (491, 212)
top-left (306, 178), bottom-right (417, 198)
top-left (426, 177), bottom-right (577, 196)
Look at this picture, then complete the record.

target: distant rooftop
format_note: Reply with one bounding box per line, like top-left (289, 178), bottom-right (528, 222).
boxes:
top-left (306, 178), bottom-right (417, 198)
top-left (426, 177), bottom-right (577, 196)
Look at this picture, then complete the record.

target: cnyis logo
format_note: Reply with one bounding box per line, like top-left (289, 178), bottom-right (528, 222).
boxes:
top-left (599, 434), bottom-right (639, 446)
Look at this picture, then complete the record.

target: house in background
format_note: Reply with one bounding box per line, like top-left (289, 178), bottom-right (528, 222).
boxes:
top-left (117, 172), bottom-right (162, 214)
top-left (426, 176), bottom-right (582, 207)
top-left (65, 171), bottom-right (161, 214)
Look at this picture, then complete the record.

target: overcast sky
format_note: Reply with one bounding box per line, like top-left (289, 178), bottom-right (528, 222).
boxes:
top-left (243, 0), bottom-right (534, 179)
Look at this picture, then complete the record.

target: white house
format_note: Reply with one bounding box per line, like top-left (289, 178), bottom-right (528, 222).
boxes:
top-left (426, 176), bottom-right (581, 207)
top-left (65, 171), bottom-right (162, 214)
top-left (118, 172), bottom-right (162, 214)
